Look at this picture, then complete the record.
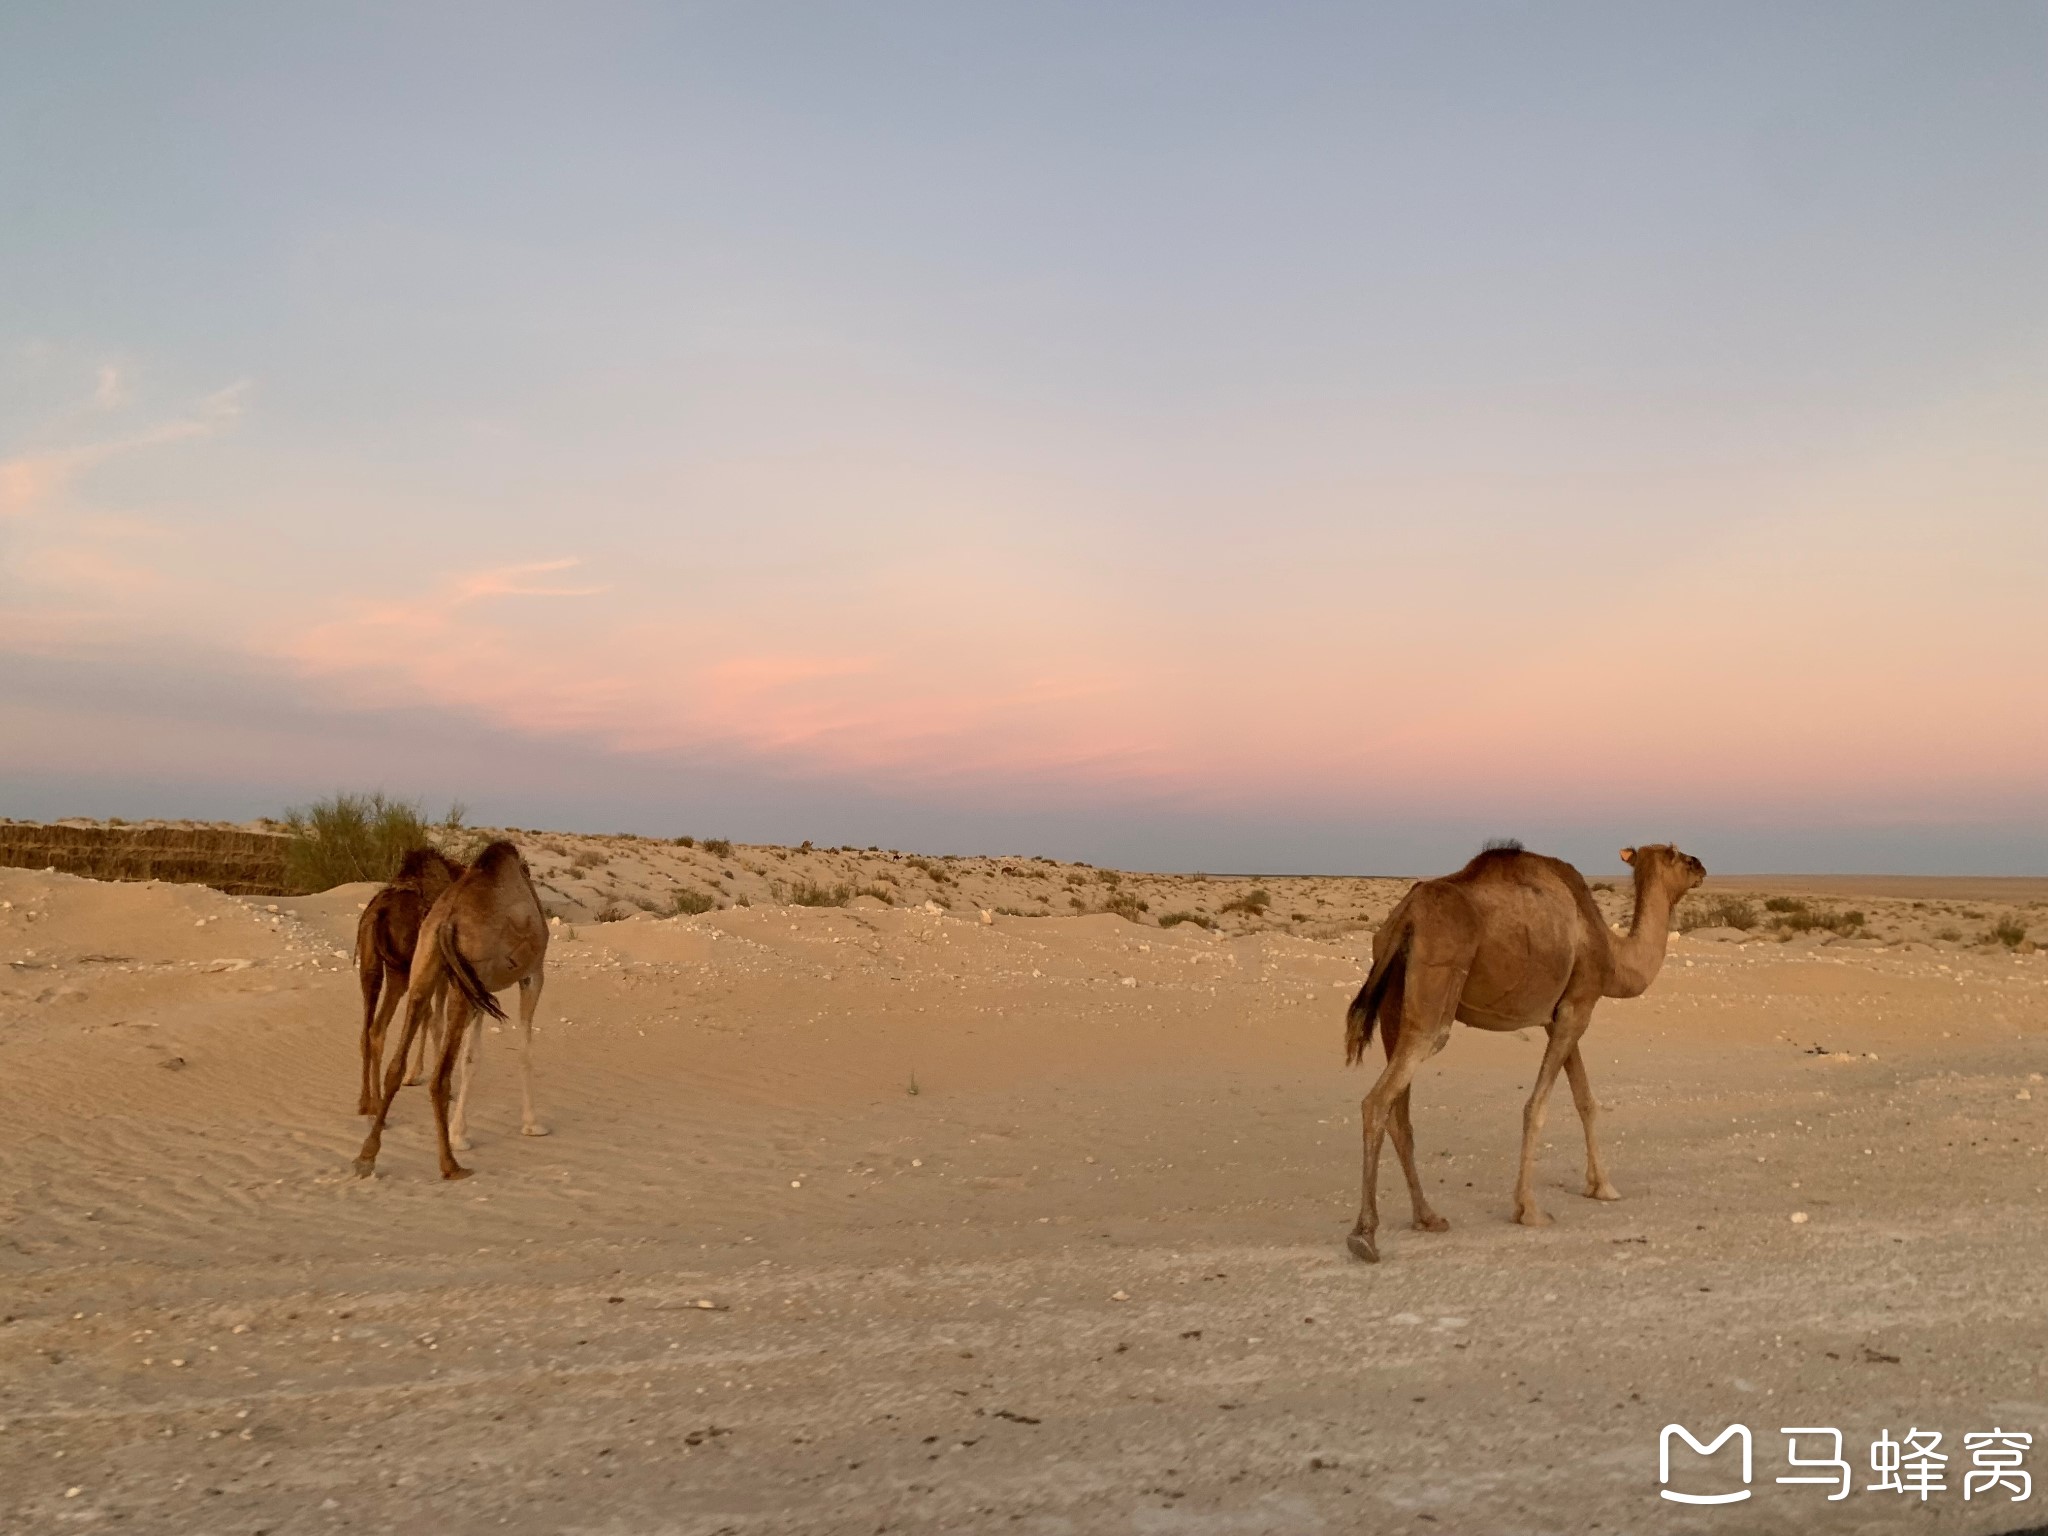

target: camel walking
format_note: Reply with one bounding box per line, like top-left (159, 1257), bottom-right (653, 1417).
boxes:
top-left (353, 847), bottom-right (465, 1114)
top-left (355, 840), bottom-right (549, 1180)
top-left (1343, 841), bottom-right (1704, 1262)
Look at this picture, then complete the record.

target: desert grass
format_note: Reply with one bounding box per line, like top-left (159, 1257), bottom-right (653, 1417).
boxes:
top-left (281, 792), bottom-right (474, 894)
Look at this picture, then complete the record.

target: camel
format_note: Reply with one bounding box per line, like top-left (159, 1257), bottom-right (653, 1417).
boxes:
top-left (353, 847), bottom-right (465, 1114)
top-left (354, 840), bottom-right (549, 1180)
top-left (1342, 841), bottom-right (1705, 1262)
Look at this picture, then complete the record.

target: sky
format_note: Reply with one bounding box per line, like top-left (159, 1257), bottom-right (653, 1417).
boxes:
top-left (2, 3), bottom-right (2045, 874)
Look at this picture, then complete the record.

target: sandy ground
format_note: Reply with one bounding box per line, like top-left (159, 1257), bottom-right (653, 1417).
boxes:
top-left (4, 847), bottom-right (2048, 1535)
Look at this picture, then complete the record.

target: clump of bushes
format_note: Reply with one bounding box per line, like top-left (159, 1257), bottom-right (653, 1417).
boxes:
top-left (674, 835), bottom-right (696, 847)
top-left (1676, 895), bottom-right (1760, 932)
top-left (1989, 916), bottom-right (2028, 949)
top-left (701, 838), bottom-right (734, 858)
top-left (789, 881), bottom-right (853, 908)
top-left (281, 791), bottom-right (464, 893)
top-left (1158, 911), bottom-right (1215, 930)
top-left (855, 883), bottom-right (895, 905)
top-left (669, 887), bottom-right (716, 916)
top-left (1103, 892), bottom-right (1149, 922)
top-left (1219, 888), bottom-right (1272, 917)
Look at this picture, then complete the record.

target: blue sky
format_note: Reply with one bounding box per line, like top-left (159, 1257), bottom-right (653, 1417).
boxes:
top-left (3, 4), bottom-right (2045, 872)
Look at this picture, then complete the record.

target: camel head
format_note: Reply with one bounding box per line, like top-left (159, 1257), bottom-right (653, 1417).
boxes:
top-left (1618, 843), bottom-right (1706, 898)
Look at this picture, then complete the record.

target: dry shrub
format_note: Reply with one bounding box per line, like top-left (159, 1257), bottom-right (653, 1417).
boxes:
top-left (670, 888), bottom-right (716, 916)
top-left (1103, 891), bottom-right (1148, 922)
top-left (1158, 910), bottom-right (1215, 930)
top-left (702, 838), bottom-right (734, 858)
top-left (789, 881), bottom-right (852, 908)
top-left (1676, 894), bottom-right (1760, 932)
top-left (1219, 888), bottom-right (1271, 917)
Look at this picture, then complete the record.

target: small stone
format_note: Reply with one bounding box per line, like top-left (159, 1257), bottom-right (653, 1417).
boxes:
top-left (1110, 1290), bottom-right (1131, 1302)
top-left (1790, 1212), bottom-right (1810, 1224)
top-left (1390, 1312), bottom-right (1423, 1325)
top-left (789, 1180), bottom-right (802, 1189)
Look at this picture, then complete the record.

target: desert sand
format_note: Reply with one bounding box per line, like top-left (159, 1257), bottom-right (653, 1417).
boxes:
top-left (4, 836), bottom-right (2048, 1534)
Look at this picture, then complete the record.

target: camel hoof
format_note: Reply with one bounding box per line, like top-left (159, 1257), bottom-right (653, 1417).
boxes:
top-left (1346, 1230), bottom-right (1380, 1263)
top-left (1515, 1207), bottom-right (1553, 1228)
top-left (352, 1157), bottom-right (376, 1179)
top-left (402, 1072), bottom-right (425, 1088)
top-left (451, 1134), bottom-right (472, 1152)
top-left (521, 1122), bottom-right (551, 1138)
top-left (1413, 1214), bottom-right (1451, 1233)
top-left (1586, 1182), bottom-right (1621, 1202)
top-left (442, 1164), bottom-right (474, 1181)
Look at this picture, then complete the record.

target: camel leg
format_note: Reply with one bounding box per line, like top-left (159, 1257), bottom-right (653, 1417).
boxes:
top-left (430, 1001), bottom-right (474, 1181)
top-left (1377, 999), bottom-right (1447, 1233)
top-left (449, 987), bottom-right (478, 1152)
top-left (403, 994), bottom-right (441, 1086)
top-left (1565, 1045), bottom-right (1620, 1201)
top-left (355, 976), bottom-right (439, 1176)
top-left (356, 946), bottom-right (385, 1115)
top-left (361, 965), bottom-right (406, 1116)
top-left (1512, 1015), bottom-right (1585, 1227)
top-left (1350, 957), bottom-right (1461, 1262)
top-left (1390, 1088), bottom-right (1448, 1232)
top-left (516, 971), bottom-right (549, 1137)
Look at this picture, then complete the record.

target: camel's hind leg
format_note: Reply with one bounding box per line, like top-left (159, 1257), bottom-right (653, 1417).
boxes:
top-left (448, 986), bottom-right (480, 1152)
top-left (1513, 998), bottom-right (1594, 1227)
top-left (357, 952), bottom-right (392, 1116)
top-left (355, 966), bottom-right (441, 1176)
top-left (515, 971), bottom-right (549, 1137)
top-left (428, 1000), bottom-right (475, 1181)
top-left (403, 996), bottom-right (442, 1086)
top-left (1377, 992), bottom-right (1448, 1234)
top-left (1565, 1045), bottom-right (1620, 1201)
top-left (1351, 955), bottom-right (1463, 1262)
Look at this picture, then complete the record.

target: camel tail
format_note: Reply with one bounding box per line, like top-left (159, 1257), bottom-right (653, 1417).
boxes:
top-left (437, 917), bottom-right (508, 1021)
top-left (1345, 913), bottom-right (1410, 1066)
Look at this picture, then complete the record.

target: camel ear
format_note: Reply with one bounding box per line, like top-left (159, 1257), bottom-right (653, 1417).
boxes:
top-left (1619, 847), bottom-right (1636, 865)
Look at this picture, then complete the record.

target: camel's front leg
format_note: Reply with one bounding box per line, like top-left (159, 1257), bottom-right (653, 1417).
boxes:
top-left (1564, 1045), bottom-right (1619, 1201)
top-left (1513, 1020), bottom-right (1582, 1227)
top-left (515, 971), bottom-right (549, 1137)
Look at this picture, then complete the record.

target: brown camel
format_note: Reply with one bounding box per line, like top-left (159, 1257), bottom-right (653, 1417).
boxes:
top-left (1342, 841), bottom-right (1704, 1262)
top-left (353, 847), bottom-right (465, 1114)
top-left (354, 840), bottom-right (549, 1180)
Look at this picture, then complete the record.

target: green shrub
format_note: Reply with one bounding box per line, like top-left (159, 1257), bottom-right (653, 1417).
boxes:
top-left (281, 791), bottom-right (440, 893)
top-left (670, 888), bottom-right (716, 916)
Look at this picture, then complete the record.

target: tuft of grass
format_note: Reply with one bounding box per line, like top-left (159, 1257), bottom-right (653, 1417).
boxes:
top-left (1989, 916), bottom-right (2027, 949)
top-left (669, 887), bottom-right (716, 916)
top-left (596, 902), bottom-right (629, 923)
top-left (789, 881), bottom-right (853, 908)
top-left (1771, 906), bottom-right (1863, 936)
top-left (854, 883), bottom-right (895, 906)
top-left (281, 791), bottom-right (438, 893)
top-left (1219, 888), bottom-right (1271, 917)
top-left (907, 1072), bottom-right (920, 1097)
top-left (1676, 894), bottom-right (1760, 932)
top-left (701, 838), bottom-right (734, 858)
top-left (1158, 911), bottom-right (1215, 930)
top-left (1103, 891), bottom-right (1148, 922)
top-left (1764, 896), bottom-right (1806, 914)
top-left (674, 835), bottom-right (696, 847)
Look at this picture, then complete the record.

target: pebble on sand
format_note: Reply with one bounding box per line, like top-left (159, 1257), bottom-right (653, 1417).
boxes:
top-left (1790, 1212), bottom-right (1810, 1224)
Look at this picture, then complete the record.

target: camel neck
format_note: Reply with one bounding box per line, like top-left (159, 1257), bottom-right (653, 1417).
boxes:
top-left (1608, 871), bottom-right (1676, 997)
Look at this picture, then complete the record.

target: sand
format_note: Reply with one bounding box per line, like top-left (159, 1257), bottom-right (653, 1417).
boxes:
top-left (4, 843), bottom-right (2047, 1534)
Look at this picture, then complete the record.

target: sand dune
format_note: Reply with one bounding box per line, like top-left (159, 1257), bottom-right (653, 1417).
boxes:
top-left (4, 844), bottom-right (2047, 1533)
